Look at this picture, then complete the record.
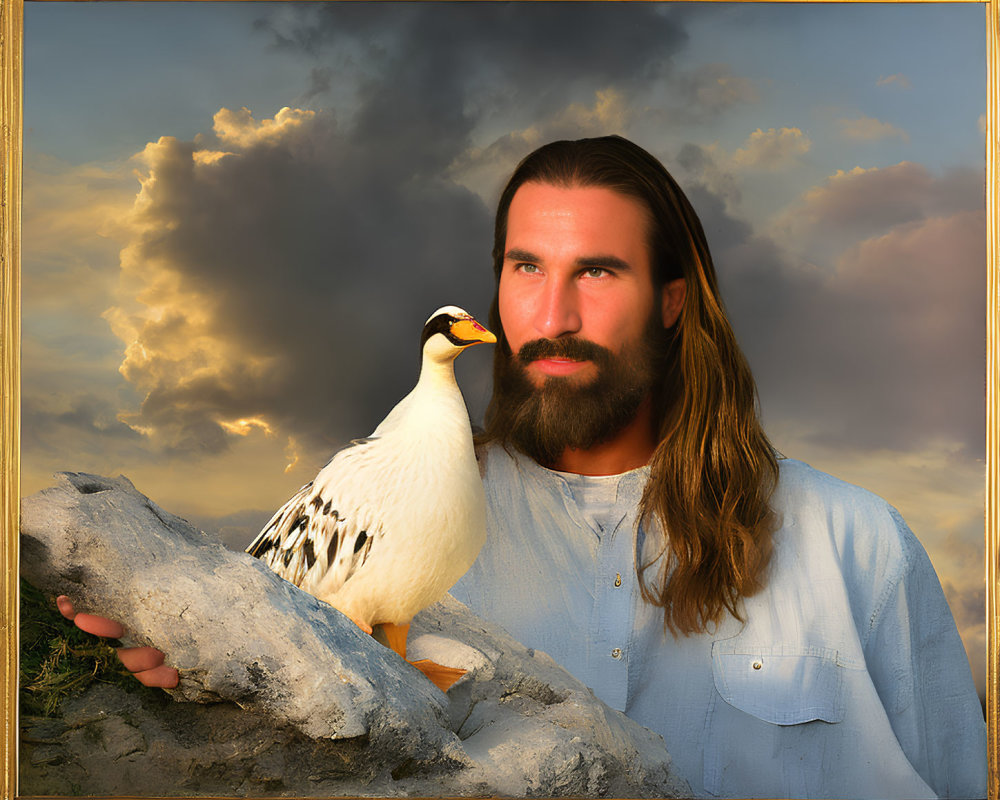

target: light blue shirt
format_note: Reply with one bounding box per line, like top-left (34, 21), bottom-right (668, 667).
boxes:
top-left (451, 444), bottom-right (987, 799)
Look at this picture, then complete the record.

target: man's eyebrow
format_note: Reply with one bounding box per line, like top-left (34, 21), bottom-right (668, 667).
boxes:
top-left (576, 255), bottom-right (633, 272)
top-left (503, 249), bottom-right (634, 272)
top-left (504, 248), bottom-right (541, 263)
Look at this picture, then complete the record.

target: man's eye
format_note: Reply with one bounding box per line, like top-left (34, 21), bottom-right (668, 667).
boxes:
top-left (517, 263), bottom-right (539, 274)
top-left (583, 267), bottom-right (607, 278)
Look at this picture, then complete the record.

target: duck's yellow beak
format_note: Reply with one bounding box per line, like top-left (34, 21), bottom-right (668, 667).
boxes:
top-left (450, 317), bottom-right (497, 346)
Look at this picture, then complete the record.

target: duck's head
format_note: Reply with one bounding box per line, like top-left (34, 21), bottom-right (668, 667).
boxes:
top-left (421, 306), bottom-right (497, 362)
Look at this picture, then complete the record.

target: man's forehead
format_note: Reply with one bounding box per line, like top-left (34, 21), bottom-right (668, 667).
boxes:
top-left (504, 182), bottom-right (653, 261)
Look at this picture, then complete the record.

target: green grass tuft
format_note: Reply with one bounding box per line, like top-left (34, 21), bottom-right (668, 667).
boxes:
top-left (19, 578), bottom-right (143, 716)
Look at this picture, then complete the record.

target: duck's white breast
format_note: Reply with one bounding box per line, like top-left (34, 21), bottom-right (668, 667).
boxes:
top-left (313, 383), bottom-right (486, 625)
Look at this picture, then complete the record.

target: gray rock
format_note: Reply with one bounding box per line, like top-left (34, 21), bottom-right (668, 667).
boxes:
top-left (20, 472), bottom-right (690, 797)
top-left (20, 472), bottom-right (451, 749)
top-left (409, 597), bottom-right (686, 797)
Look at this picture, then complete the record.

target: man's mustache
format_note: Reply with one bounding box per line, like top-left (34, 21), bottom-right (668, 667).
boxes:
top-left (516, 337), bottom-right (613, 365)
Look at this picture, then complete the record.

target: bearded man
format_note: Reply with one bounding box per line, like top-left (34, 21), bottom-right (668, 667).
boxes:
top-left (448, 136), bottom-right (986, 798)
top-left (60, 135), bottom-right (986, 798)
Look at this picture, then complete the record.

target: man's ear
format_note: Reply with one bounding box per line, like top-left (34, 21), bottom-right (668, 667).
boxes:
top-left (661, 278), bottom-right (686, 328)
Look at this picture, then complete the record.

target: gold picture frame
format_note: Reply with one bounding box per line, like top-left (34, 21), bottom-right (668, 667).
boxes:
top-left (1, 0), bottom-right (997, 798)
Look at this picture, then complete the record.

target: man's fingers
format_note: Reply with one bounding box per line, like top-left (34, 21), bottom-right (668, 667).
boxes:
top-left (54, 597), bottom-right (178, 688)
top-left (124, 652), bottom-right (179, 689)
top-left (56, 596), bottom-right (126, 638)
top-left (55, 595), bottom-right (76, 620)
top-left (72, 613), bottom-right (125, 640)
top-left (116, 646), bottom-right (165, 673)
top-left (133, 665), bottom-right (179, 689)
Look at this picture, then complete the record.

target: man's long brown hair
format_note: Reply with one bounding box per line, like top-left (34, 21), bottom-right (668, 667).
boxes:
top-left (480, 136), bottom-right (780, 636)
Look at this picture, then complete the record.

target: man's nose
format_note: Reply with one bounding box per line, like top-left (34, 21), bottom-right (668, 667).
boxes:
top-left (534, 278), bottom-right (582, 339)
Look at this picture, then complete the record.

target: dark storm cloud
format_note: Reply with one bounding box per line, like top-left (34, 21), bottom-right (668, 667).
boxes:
top-left (676, 160), bottom-right (985, 457)
top-left (21, 395), bottom-right (143, 458)
top-left (259, 2), bottom-right (687, 94)
top-left (110, 0), bottom-right (983, 471)
top-left (301, 67), bottom-right (333, 102)
top-left (117, 112), bottom-right (984, 466)
top-left (115, 115), bottom-right (495, 462)
top-left (111, 2), bottom-right (696, 466)
top-left (257, 3), bottom-right (698, 161)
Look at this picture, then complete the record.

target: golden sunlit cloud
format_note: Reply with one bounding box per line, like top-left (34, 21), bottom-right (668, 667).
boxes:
top-left (697, 127), bottom-right (810, 187)
top-left (506, 90), bottom-right (632, 150)
top-left (102, 128), bottom-right (293, 453)
top-left (795, 163), bottom-right (925, 218)
top-left (219, 417), bottom-right (275, 437)
top-left (284, 437), bottom-right (302, 474)
top-left (837, 114), bottom-right (909, 142)
top-left (94, 99), bottom-right (494, 475)
top-left (729, 126), bottom-right (811, 170)
top-left (213, 106), bottom-right (317, 149)
top-left (193, 150), bottom-right (235, 166)
top-left (557, 88), bottom-right (631, 132)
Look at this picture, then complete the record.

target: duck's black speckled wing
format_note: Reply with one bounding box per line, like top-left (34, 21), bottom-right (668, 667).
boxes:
top-left (246, 477), bottom-right (375, 592)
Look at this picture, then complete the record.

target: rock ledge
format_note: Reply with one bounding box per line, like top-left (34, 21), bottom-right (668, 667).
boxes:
top-left (20, 472), bottom-right (689, 797)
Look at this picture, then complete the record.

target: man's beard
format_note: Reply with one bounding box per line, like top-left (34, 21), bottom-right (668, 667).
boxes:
top-left (491, 319), bottom-right (668, 467)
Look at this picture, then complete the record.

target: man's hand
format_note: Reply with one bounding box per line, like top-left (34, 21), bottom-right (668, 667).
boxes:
top-left (55, 595), bottom-right (179, 688)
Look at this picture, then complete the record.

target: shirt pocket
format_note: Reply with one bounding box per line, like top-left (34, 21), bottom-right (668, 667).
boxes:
top-left (710, 642), bottom-right (846, 725)
top-left (704, 644), bottom-right (849, 796)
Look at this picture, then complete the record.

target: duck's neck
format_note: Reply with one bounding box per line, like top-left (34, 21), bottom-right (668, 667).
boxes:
top-left (417, 355), bottom-right (458, 392)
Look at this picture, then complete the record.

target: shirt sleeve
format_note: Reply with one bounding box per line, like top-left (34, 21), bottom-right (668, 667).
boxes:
top-left (863, 509), bottom-right (987, 799)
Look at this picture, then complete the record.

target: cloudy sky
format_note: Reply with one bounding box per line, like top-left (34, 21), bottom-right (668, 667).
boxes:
top-left (21, 2), bottom-right (987, 698)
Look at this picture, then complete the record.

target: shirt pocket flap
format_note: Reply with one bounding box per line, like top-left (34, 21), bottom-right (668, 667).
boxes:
top-left (711, 644), bottom-right (846, 725)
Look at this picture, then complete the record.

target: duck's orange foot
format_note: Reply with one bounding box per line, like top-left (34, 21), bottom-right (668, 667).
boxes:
top-left (408, 658), bottom-right (467, 692)
top-left (342, 611), bottom-right (373, 636)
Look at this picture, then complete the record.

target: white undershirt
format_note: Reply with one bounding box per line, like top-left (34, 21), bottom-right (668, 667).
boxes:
top-left (553, 470), bottom-right (621, 537)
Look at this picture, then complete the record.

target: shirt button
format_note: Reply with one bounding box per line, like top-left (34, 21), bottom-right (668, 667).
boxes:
top-left (611, 648), bottom-right (623, 660)
top-left (614, 573), bottom-right (622, 587)
top-left (752, 660), bottom-right (763, 670)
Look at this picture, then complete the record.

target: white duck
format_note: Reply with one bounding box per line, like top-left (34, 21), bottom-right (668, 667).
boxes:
top-left (246, 306), bottom-right (495, 691)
